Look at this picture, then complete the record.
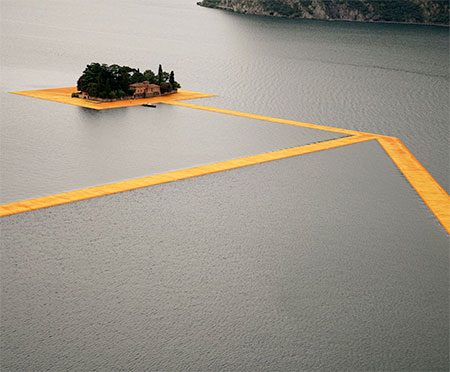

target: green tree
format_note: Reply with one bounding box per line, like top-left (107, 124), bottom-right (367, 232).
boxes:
top-left (143, 69), bottom-right (157, 84)
top-left (130, 69), bottom-right (145, 84)
top-left (169, 71), bottom-right (180, 89)
top-left (77, 63), bottom-right (102, 92)
top-left (86, 82), bottom-right (98, 97)
top-left (160, 81), bottom-right (172, 94)
top-left (118, 65), bottom-right (133, 93)
top-left (76, 62), bottom-right (181, 98)
top-left (158, 64), bottom-right (164, 85)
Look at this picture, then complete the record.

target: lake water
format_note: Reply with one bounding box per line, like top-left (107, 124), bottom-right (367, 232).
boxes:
top-left (1, 0), bottom-right (448, 200)
top-left (1, 0), bottom-right (448, 370)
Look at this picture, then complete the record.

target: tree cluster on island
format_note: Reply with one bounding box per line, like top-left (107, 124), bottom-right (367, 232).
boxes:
top-left (74, 63), bottom-right (181, 99)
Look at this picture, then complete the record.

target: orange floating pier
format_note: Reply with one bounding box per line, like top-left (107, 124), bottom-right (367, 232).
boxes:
top-left (2, 93), bottom-right (449, 235)
top-left (0, 135), bottom-right (374, 217)
top-left (167, 102), bottom-right (450, 234)
top-left (9, 87), bottom-right (215, 110)
top-left (377, 137), bottom-right (450, 234)
top-left (167, 101), bottom-right (370, 136)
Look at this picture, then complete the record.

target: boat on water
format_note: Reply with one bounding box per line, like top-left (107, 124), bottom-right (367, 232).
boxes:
top-left (142, 104), bottom-right (157, 108)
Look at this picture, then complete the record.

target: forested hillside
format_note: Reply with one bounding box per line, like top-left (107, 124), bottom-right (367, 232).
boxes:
top-left (198, 0), bottom-right (449, 25)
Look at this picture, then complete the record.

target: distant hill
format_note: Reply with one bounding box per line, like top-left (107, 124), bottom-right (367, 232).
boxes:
top-left (197, 0), bottom-right (449, 26)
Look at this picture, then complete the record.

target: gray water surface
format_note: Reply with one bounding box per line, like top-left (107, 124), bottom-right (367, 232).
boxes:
top-left (1, 1), bottom-right (449, 370)
top-left (1, 141), bottom-right (448, 371)
top-left (1, 0), bottom-right (449, 200)
top-left (0, 100), bottom-right (344, 203)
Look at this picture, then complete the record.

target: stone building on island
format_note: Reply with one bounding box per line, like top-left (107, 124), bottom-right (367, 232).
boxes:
top-left (130, 81), bottom-right (161, 98)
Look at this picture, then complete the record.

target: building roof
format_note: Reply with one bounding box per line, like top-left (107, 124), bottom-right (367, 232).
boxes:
top-left (129, 81), bottom-right (160, 88)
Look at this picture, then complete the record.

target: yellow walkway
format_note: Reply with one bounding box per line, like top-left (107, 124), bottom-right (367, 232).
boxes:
top-left (0, 135), bottom-right (374, 217)
top-left (167, 101), bottom-right (372, 137)
top-left (166, 102), bottom-right (449, 234)
top-left (1, 94), bottom-right (449, 234)
top-left (377, 137), bottom-right (450, 234)
top-left (9, 87), bottom-right (215, 110)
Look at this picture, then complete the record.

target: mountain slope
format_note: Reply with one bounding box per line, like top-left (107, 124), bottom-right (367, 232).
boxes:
top-left (197, 0), bottom-right (449, 25)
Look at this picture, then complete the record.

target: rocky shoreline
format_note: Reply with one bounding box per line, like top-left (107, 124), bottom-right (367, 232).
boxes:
top-left (197, 0), bottom-right (449, 26)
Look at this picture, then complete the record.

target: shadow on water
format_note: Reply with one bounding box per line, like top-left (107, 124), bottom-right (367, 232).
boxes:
top-left (77, 106), bottom-right (131, 122)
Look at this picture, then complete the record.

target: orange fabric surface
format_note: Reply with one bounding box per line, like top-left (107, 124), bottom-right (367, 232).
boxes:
top-left (0, 135), bottom-right (374, 217)
top-left (10, 87), bottom-right (215, 110)
top-left (2, 94), bottom-right (449, 234)
top-left (377, 137), bottom-right (450, 234)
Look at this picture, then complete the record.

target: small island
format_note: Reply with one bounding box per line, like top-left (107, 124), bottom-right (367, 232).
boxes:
top-left (73, 63), bottom-right (181, 102)
top-left (10, 65), bottom-right (214, 110)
